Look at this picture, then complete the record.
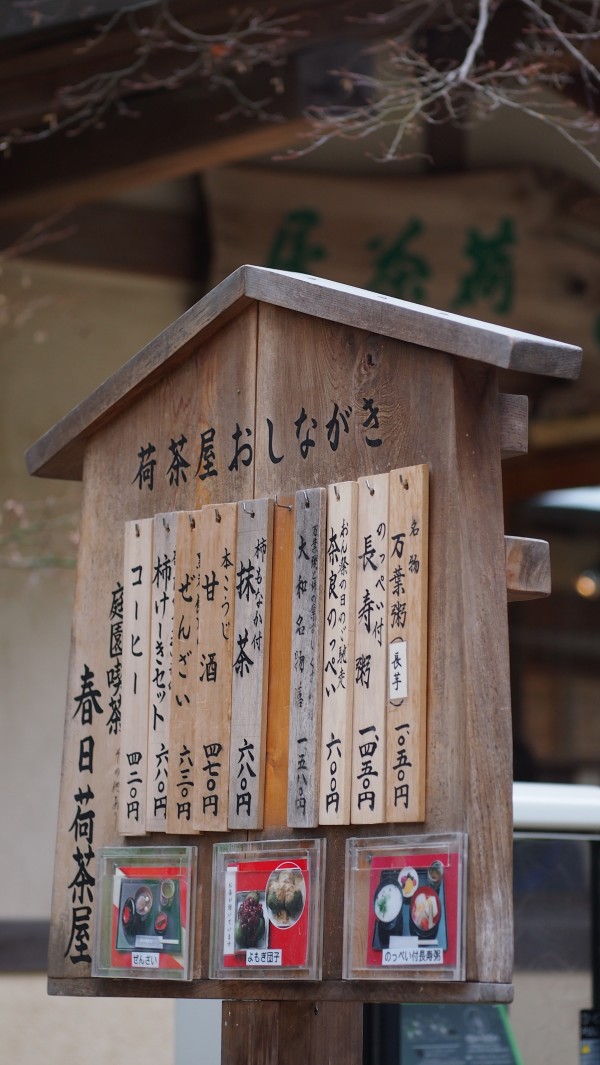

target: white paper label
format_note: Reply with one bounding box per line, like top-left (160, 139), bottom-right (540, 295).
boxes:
top-left (224, 866), bottom-right (237, 955)
top-left (245, 949), bottom-right (282, 966)
top-left (382, 945), bottom-right (442, 966)
top-left (132, 951), bottom-right (160, 969)
top-left (388, 640), bottom-right (408, 701)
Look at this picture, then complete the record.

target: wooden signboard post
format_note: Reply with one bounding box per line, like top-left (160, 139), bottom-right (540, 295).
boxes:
top-left (27, 265), bottom-right (581, 1064)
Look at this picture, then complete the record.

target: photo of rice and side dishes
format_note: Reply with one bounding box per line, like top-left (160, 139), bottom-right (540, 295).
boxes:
top-left (373, 865), bottom-right (443, 942)
top-left (234, 867), bottom-right (306, 951)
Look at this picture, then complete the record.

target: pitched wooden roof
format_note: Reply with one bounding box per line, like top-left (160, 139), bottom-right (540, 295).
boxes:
top-left (26, 264), bottom-right (582, 481)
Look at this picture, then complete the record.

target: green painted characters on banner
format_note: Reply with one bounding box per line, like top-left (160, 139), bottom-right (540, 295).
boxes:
top-left (266, 208), bottom-right (518, 316)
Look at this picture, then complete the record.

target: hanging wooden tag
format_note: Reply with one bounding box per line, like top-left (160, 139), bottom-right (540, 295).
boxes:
top-left (287, 486), bottom-right (327, 828)
top-left (386, 465), bottom-right (429, 822)
top-left (193, 502), bottom-right (237, 832)
top-left (264, 493), bottom-right (295, 829)
top-left (350, 473), bottom-right (389, 825)
top-left (146, 510), bottom-right (177, 832)
top-left (319, 481), bottom-right (358, 826)
top-left (166, 510), bottom-right (202, 833)
top-left (118, 518), bottom-right (153, 836)
top-left (228, 497), bottom-right (274, 830)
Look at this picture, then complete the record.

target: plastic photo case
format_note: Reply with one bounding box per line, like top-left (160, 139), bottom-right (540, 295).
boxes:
top-left (343, 833), bottom-right (466, 981)
top-left (92, 845), bottom-right (197, 981)
top-left (209, 838), bottom-right (325, 980)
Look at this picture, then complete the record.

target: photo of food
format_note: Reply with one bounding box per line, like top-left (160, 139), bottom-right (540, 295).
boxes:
top-left (266, 867), bottom-right (306, 929)
top-left (409, 886), bottom-right (441, 937)
top-left (115, 877), bottom-right (181, 952)
top-left (369, 857), bottom-right (452, 960)
top-left (222, 855), bottom-right (311, 970)
top-left (234, 890), bottom-right (268, 950)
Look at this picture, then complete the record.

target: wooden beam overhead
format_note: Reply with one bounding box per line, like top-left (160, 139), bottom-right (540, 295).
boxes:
top-left (0, 72), bottom-right (308, 218)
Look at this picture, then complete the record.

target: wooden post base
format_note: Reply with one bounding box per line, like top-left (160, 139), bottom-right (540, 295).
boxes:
top-left (221, 1000), bottom-right (363, 1065)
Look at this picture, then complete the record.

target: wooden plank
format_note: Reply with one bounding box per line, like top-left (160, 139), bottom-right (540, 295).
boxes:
top-left (275, 1001), bottom-right (363, 1065)
top-left (244, 268), bottom-right (583, 379)
top-left (505, 535), bottom-right (551, 601)
top-left (451, 360), bottom-right (514, 985)
top-left (0, 73), bottom-right (308, 219)
top-left (118, 517), bottom-right (153, 836)
top-left (499, 394), bottom-right (528, 458)
top-left (350, 473), bottom-right (389, 825)
top-left (222, 1002), bottom-right (280, 1065)
top-left (27, 266), bottom-right (580, 483)
top-left (319, 480), bottom-right (358, 826)
top-left (146, 510), bottom-right (178, 831)
top-left (48, 975), bottom-right (514, 1004)
top-left (287, 486), bottom-right (327, 827)
top-left (228, 497), bottom-right (274, 829)
top-left (193, 502), bottom-right (237, 832)
top-left (263, 493), bottom-right (295, 829)
top-left (167, 510), bottom-right (201, 833)
top-left (385, 464), bottom-right (429, 823)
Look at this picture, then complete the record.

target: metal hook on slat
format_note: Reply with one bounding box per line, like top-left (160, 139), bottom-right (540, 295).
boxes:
top-left (189, 514), bottom-right (195, 529)
top-left (303, 489), bottom-right (310, 508)
top-left (365, 479), bottom-right (374, 496)
top-left (275, 494), bottom-right (292, 511)
top-left (163, 517), bottom-right (170, 531)
top-left (334, 485), bottom-right (340, 502)
top-left (135, 523), bottom-right (140, 538)
top-left (242, 501), bottom-right (255, 518)
top-left (215, 508), bottom-right (221, 524)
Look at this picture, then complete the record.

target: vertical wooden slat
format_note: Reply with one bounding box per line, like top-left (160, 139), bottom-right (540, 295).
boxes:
top-left (146, 510), bottom-right (177, 832)
top-left (319, 480), bottom-right (358, 827)
top-left (118, 517), bottom-right (153, 836)
top-left (263, 493), bottom-right (295, 829)
top-left (228, 496), bottom-right (274, 829)
top-left (452, 361), bottom-right (513, 984)
top-left (167, 509), bottom-right (201, 833)
top-left (385, 464), bottom-right (429, 823)
top-left (287, 486), bottom-right (327, 828)
top-left (351, 473), bottom-right (389, 825)
top-left (193, 501), bottom-right (237, 832)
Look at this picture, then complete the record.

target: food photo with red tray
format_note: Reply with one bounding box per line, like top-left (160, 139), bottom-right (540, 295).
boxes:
top-left (343, 833), bottom-right (466, 981)
top-left (210, 838), bottom-right (324, 980)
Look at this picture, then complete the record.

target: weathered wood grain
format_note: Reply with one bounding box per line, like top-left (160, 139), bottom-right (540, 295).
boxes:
top-left (287, 486), bottom-right (327, 828)
top-left (118, 517), bottom-right (153, 836)
top-left (499, 394), bottom-right (528, 458)
top-left (319, 480), bottom-right (358, 826)
top-left (26, 267), bottom-right (580, 482)
top-left (48, 975), bottom-right (514, 1003)
top-left (386, 464), bottom-right (429, 823)
top-left (146, 510), bottom-right (177, 832)
top-left (228, 497), bottom-right (274, 830)
top-left (351, 473), bottom-right (389, 825)
top-left (263, 494), bottom-right (295, 829)
top-left (166, 510), bottom-right (202, 833)
top-left (505, 535), bottom-right (551, 601)
top-left (193, 502), bottom-right (238, 832)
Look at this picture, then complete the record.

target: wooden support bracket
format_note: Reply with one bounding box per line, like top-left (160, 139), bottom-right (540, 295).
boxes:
top-left (505, 535), bottom-right (551, 601)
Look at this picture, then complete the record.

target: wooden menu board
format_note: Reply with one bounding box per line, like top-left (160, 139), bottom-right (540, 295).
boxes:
top-left (27, 266), bottom-right (581, 1009)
